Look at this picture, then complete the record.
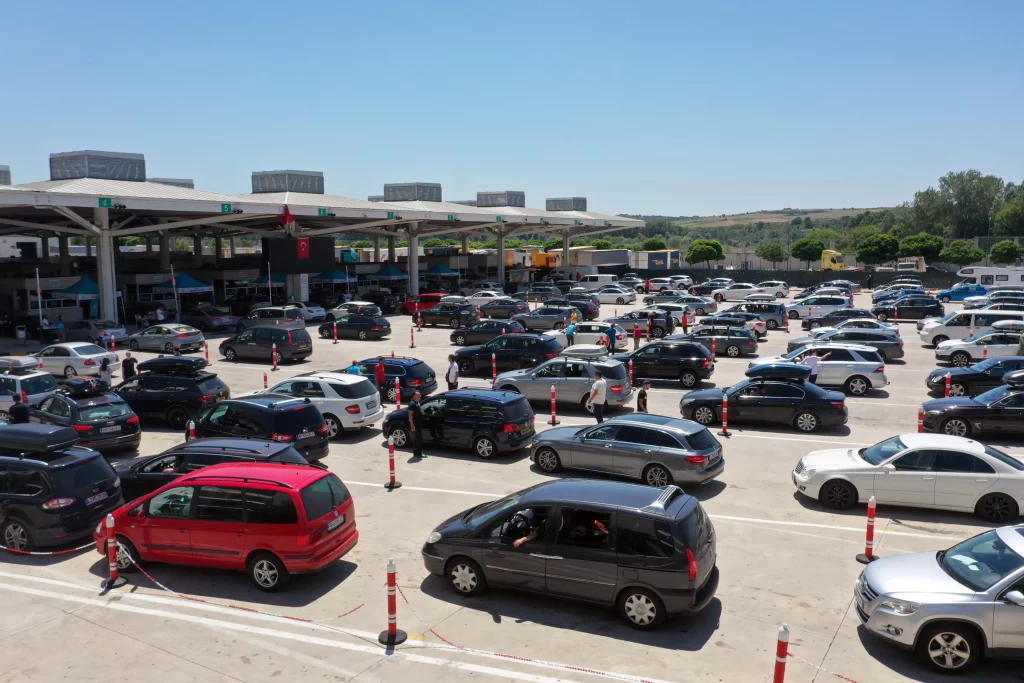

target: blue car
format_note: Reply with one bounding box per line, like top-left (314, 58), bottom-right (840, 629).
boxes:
top-left (936, 283), bottom-right (987, 302)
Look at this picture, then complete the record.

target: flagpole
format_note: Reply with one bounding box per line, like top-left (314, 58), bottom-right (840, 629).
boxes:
top-left (267, 264), bottom-right (273, 306)
top-left (35, 268), bottom-right (43, 330)
top-left (170, 265), bottom-right (180, 323)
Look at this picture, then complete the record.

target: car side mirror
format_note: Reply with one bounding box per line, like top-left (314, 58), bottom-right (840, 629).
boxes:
top-left (882, 463), bottom-right (896, 473)
top-left (1004, 590), bottom-right (1024, 607)
top-left (136, 507), bottom-right (147, 520)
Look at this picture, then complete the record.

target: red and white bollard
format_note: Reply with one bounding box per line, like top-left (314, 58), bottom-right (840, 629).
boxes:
top-left (614, 308), bottom-right (618, 317)
top-left (271, 342), bottom-right (279, 371)
top-left (501, 327), bottom-right (506, 335)
top-left (410, 327), bottom-right (416, 349)
top-left (772, 624), bottom-right (790, 683)
top-left (110, 337), bottom-right (116, 353)
top-left (395, 378), bottom-right (402, 409)
top-left (391, 349), bottom-right (395, 358)
top-left (204, 342), bottom-right (210, 364)
top-left (808, 307), bottom-right (812, 319)
top-left (718, 393), bottom-right (730, 437)
top-left (187, 420), bottom-right (196, 441)
top-left (378, 558), bottom-right (407, 646)
top-left (711, 337), bottom-right (717, 362)
top-left (103, 514), bottom-right (127, 590)
top-left (945, 372), bottom-right (951, 398)
top-left (983, 346), bottom-right (988, 360)
top-left (333, 322), bottom-right (338, 344)
top-left (263, 371), bottom-right (268, 389)
top-left (918, 405), bottom-right (924, 433)
top-left (417, 313), bottom-right (423, 331)
top-left (384, 435), bottom-right (402, 490)
top-left (629, 359), bottom-right (634, 386)
top-left (856, 496), bottom-right (879, 564)
top-left (894, 306), bottom-right (898, 322)
top-left (548, 384), bottom-right (559, 426)
top-left (784, 315), bottom-right (789, 333)
top-left (491, 352), bottom-right (497, 383)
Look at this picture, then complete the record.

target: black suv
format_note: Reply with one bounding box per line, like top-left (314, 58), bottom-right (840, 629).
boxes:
top-left (190, 395), bottom-right (330, 462)
top-left (30, 377), bottom-right (141, 453)
top-left (420, 302), bottom-right (480, 328)
top-left (383, 389), bottom-right (535, 458)
top-left (113, 438), bottom-right (312, 500)
top-left (220, 326), bottom-right (313, 363)
top-left (0, 424), bottom-right (124, 551)
top-left (454, 333), bottom-right (564, 375)
top-left (362, 291), bottom-right (399, 313)
top-left (480, 298), bottom-right (529, 319)
top-left (422, 479), bottom-right (719, 629)
top-left (114, 357), bottom-right (229, 429)
top-left (318, 314), bottom-right (391, 340)
top-left (669, 327), bottom-right (759, 358)
top-left (613, 341), bottom-right (714, 388)
top-left (357, 356), bottom-right (438, 402)
top-left (802, 308), bottom-right (875, 330)
top-left (550, 296), bottom-right (600, 320)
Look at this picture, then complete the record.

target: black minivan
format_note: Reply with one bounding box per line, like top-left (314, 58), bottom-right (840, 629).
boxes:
top-left (383, 389), bottom-right (534, 458)
top-left (422, 479), bottom-right (718, 629)
top-left (189, 395), bottom-right (331, 462)
top-left (0, 424), bottom-right (124, 551)
top-left (220, 326), bottom-right (313, 363)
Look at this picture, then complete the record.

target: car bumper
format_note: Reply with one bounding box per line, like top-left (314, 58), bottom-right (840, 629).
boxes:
top-left (854, 586), bottom-right (919, 649)
top-left (501, 431), bottom-right (534, 452)
top-left (342, 405), bottom-right (385, 430)
top-left (885, 348), bottom-right (906, 359)
top-left (822, 411), bottom-right (849, 428)
top-left (78, 431), bottom-right (142, 452)
top-left (287, 529), bottom-right (359, 574)
top-left (934, 351), bottom-right (952, 361)
top-left (676, 454), bottom-right (725, 484)
top-left (178, 342), bottom-right (204, 352)
top-left (662, 566), bottom-right (720, 615)
top-left (422, 547), bottom-right (446, 576)
top-left (299, 440), bottom-right (330, 461)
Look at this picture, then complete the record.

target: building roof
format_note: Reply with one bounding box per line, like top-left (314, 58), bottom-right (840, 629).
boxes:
top-left (14, 178), bottom-right (245, 203)
top-left (233, 191), bottom-right (402, 212)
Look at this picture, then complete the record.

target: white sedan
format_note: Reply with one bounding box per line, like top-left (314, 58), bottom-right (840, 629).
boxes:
top-left (594, 286), bottom-right (637, 305)
top-left (710, 283), bottom-right (766, 302)
top-left (792, 433), bottom-right (1024, 522)
top-left (467, 290), bottom-right (507, 307)
top-left (809, 318), bottom-right (899, 338)
top-left (36, 342), bottom-right (121, 379)
top-left (289, 302), bottom-right (326, 322)
top-left (669, 275), bottom-right (694, 287)
top-left (935, 331), bottom-right (1022, 367)
top-left (543, 324), bottom-right (629, 350)
top-left (757, 281), bottom-right (790, 297)
top-left (243, 371), bottom-right (384, 437)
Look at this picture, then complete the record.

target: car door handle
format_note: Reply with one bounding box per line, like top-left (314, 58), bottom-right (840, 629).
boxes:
top-left (530, 553), bottom-right (562, 560)
top-left (975, 479), bottom-right (990, 483)
top-left (922, 476), bottom-right (936, 480)
top-left (643, 449), bottom-right (653, 454)
top-left (604, 443), bottom-right (614, 448)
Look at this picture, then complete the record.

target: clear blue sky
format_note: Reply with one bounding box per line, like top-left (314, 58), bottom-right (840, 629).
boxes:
top-left (2, 0), bottom-right (1021, 217)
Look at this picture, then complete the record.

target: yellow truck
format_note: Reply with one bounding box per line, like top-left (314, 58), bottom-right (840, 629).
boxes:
top-left (821, 249), bottom-right (844, 271)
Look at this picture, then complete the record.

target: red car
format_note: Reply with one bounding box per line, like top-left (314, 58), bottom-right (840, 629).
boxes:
top-left (95, 462), bottom-right (357, 591)
top-left (399, 293), bottom-right (445, 315)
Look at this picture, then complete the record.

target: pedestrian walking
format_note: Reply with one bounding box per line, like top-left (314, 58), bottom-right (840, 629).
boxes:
top-left (587, 370), bottom-right (607, 424)
top-left (604, 323), bottom-right (618, 353)
top-left (345, 359), bottom-right (361, 375)
top-left (865, 274), bottom-right (873, 290)
top-left (374, 355), bottom-right (387, 399)
top-left (637, 380), bottom-right (650, 413)
top-left (98, 358), bottom-right (113, 386)
top-left (645, 279), bottom-right (651, 294)
top-left (446, 354), bottom-right (459, 390)
top-left (8, 393), bottom-right (29, 424)
top-left (633, 324), bottom-right (642, 350)
top-left (55, 315), bottom-right (65, 342)
top-left (156, 306), bottom-right (166, 323)
top-left (565, 321), bottom-right (576, 346)
top-left (664, 310), bottom-right (675, 336)
top-left (570, 309), bottom-right (579, 325)
top-left (122, 352), bottom-right (138, 379)
top-left (803, 349), bottom-right (831, 384)
top-left (407, 390), bottom-right (425, 458)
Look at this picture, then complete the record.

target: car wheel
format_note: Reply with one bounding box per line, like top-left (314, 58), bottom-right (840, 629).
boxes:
top-left (844, 376), bottom-right (869, 396)
top-left (942, 417), bottom-right (970, 437)
top-left (788, 310), bottom-right (800, 319)
top-left (63, 365), bottom-right (77, 379)
top-left (643, 464), bottom-right (673, 488)
top-left (916, 622), bottom-right (981, 674)
top-left (553, 321), bottom-right (565, 330)
top-left (357, 330), bottom-right (368, 340)
top-left (165, 406), bottom-right (191, 430)
top-left (616, 297), bottom-right (626, 305)
top-left (794, 412), bottom-right (819, 432)
top-left (766, 319), bottom-right (778, 330)
top-left (163, 342), bottom-right (174, 354)
top-left (386, 385), bottom-right (399, 402)
top-left (248, 552), bottom-right (289, 592)
top-left (949, 382), bottom-right (967, 397)
top-left (458, 359), bottom-right (475, 374)
top-left (454, 334), bottom-right (467, 345)
top-left (388, 425), bottom-right (410, 448)
top-left (2, 519), bottom-right (34, 552)
top-left (447, 557), bottom-right (486, 596)
top-left (114, 536), bottom-right (141, 572)
top-left (975, 492), bottom-right (1019, 523)
top-left (725, 345), bottom-right (740, 357)
top-left (449, 317), bottom-right (460, 328)
top-left (652, 326), bottom-right (665, 338)
top-left (535, 447), bottom-right (561, 472)
top-left (473, 436), bottom-right (497, 459)
top-left (818, 479), bottom-right (857, 510)
top-left (129, 339), bottom-right (140, 351)
top-left (692, 405), bottom-right (716, 425)
top-left (320, 328), bottom-right (333, 339)
top-left (876, 312), bottom-right (888, 322)
top-left (950, 351), bottom-right (972, 367)
top-left (617, 588), bottom-right (665, 630)
top-left (86, 335), bottom-right (95, 344)
top-left (940, 296), bottom-right (951, 303)
top-left (323, 414), bottom-right (341, 439)
top-left (809, 321), bottom-right (821, 329)
top-left (694, 307), bottom-right (705, 316)
top-left (931, 335), bottom-right (948, 345)
top-left (679, 370), bottom-right (698, 388)
top-left (225, 348), bottom-right (237, 362)
top-left (877, 349), bottom-right (887, 362)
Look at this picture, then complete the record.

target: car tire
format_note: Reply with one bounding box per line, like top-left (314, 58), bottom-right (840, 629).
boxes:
top-left (950, 351), bottom-right (971, 367)
top-left (788, 310), bottom-right (800, 319)
top-left (940, 296), bottom-right (952, 303)
top-left (248, 552), bottom-right (289, 592)
top-left (818, 479), bottom-right (857, 510)
top-left (63, 365), bottom-right (77, 379)
top-left (877, 349), bottom-right (887, 362)
top-left (915, 622), bottom-right (982, 675)
top-left (473, 436), bottom-right (497, 459)
top-left (616, 297), bottom-right (626, 305)
top-left (535, 447), bottom-right (562, 472)
top-left (2, 519), bottom-right (35, 552)
top-left (357, 330), bottom-right (368, 340)
top-left (679, 370), bottom-right (698, 388)
top-left (692, 405), bottom-right (716, 425)
top-left (725, 345), bottom-right (740, 358)
top-left (319, 328), bottom-right (332, 339)
top-left (617, 587), bottom-right (666, 630)
top-left (844, 376), bottom-right (870, 396)
top-left (794, 412), bottom-right (819, 432)
top-left (86, 336), bottom-right (95, 343)
top-left (931, 335), bottom-right (948, 346)
top-left (942, 417), bottom-right (971, 437)
top-left (446, 557), bottom-right (486, 596)
top-left (129, 339), bottom-right (140, 351)
top-left (695, 307), bottom-right (706, 316)
top-left (389, 425), bottom-right (409, 447)
top-left (458, 359), bottom-right (475, 374)
top-left (114, 536), bottom-right (141, 572)
top-left (975, 492), bottom-right (1019, 523)
top-left (165, 406), bottom-right (191, 430)
top-left (163, 342), bottom-right (174, 354)
top-left (876, 312), bottom-right (888, 322)
top-left (652, 326), bottom-right (665, 338)
top-left (225, 347), bottom-right (237, 362)
top-left (809, 321), bottom-right (821, 329)
top-left (949, 382), bottom-right (967, 397)
top-left (554, 321), bottom-right (565, 330)
top-left (766, 319), bottom-right (778, 330)
top-left (642, 464), bottom-right (673, 488)
top-left (323, 414), bottom-right (341, 439)
top-left (449, 318), bottom-right (460, 328)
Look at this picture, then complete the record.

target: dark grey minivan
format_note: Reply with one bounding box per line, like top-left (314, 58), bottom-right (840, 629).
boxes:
top-left (421, 479), bottom-right (719, 629)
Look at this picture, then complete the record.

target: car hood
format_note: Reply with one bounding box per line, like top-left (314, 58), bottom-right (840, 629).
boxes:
top-left (936, 339), bottom-right (972, 351)
top-left (536, 425), bottom-right (587, 443)
top-left (456, 345), bottom-right (484, 356)
top-left (863, 551), bottom-right (977, 599)
top-left (788, 336), bottom-right (815, 346)
top-left (927, 366), bottom-right (973, 381)
top-left (922, 397), bottom-right (982, 411)
top-left (963, 296), bottom-right (989, 304)
top-left (809, 327), bottom-right (838, 337)
top-left (800, 447), bottom-right (877, 473)
top-left (682, 388), bottom-right (725, 402)
top-left (494, 369), bottom-right (530, 382)
top-left (748, 355), bottom-right (791, 366)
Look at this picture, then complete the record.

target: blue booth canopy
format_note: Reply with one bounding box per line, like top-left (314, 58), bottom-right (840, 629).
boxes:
top-left (153, 273), bottom-right (213, 294)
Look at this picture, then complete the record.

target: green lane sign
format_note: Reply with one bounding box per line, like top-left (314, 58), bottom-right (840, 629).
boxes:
top-left (317, 208), bottom-right (328, 217)
top-left (447, 214), bottom-right (455, 221)
top-left (604, 221), bottom-right (611, 226)
top-left (387, 211), bottom-right (395, 219)
top-left (98, 198), bottom-right (112, 208)
top-left (496, 216), bottom-right (503, 223)
top-left (574, 220), bottom-right (581, 225)
top-left (221, 203), bottom-right (233, 213)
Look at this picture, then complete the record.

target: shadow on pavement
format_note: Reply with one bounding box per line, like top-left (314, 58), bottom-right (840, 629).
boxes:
top-left (791, 491), bottom-right (998, 531)
top-left (856, 625), bottom-right (1018, 682)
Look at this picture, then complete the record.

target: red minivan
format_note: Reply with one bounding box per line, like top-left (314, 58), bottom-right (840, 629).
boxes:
top-left (400, 293), bottom-right (445, 315)
top-left (95, 462), bottom-right (357, 591)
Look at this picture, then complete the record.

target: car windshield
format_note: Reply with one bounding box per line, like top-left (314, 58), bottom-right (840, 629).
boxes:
top-left (939, 530), bottom-right (1024, 591)
top-left (972, 358), bottom-right (1001, 372)
top-left (465, 492), bottom-right (524, 527)
top-left (859, 435), bottom-right (907, 465)
top-left (21, 374), bottom-right (57, 394)
top-left (984, 445), bottom-right (1024, 471)
top-left (80, 402), bottom-right (134, 421)
top-left (73, 344), bottom-right (107, 356)
top-left (976, 385), bottom-right (1014, 405)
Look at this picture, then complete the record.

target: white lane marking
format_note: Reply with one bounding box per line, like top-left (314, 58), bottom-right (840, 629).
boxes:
top-left (347, 481), bottom-right (500, 497)
top-left (0, 581), bottom-right (667, 683)
top-left (712, 520), bottom-right (915, 553)
top-left (714, 433), bottom-right (871, 447)
top-left (709, 514), bottom-right (961, 540)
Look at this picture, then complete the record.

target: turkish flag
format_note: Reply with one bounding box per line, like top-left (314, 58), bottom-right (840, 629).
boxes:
top-left (280, 204), bottom-right (295, 227)
top-left (297, 237), bottom-right (310, 259)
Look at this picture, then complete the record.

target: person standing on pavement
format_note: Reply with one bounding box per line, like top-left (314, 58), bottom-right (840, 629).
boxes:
top-left (98, 358), bottom-right (113, 386)
top-left (803, 349), bottom-right (831, 384)
top-left (587, 370), bottom-right (607, 424)
top-left (345, 360), bottom-right (361, 375)
top-left (122, 352), bottom-right (138, 379)
top-left (407, 390), bottom-right (425, 458)
top-left (374, 356), bottom-right (388, 400)
top-left (570, 308), bottom-right (579, 325)
top-left (865, 274), bottom-right (873, 290)
top-left (55, 315), bottom-right (65, 342)
top-left (633, 324), bottom-right (642, 350)
top-left (565, 321), bottom-right (576, 346)
top-left (446, 354), bottom-right (459, 390)
top-left (645, 279), bottom-right (651, 294)
top-left (637, 380), bottom-right (650, 413)
top-left (664, 309), bottom-right (675, 336)
top-left (604, 323), bottom-right (618, 353)
top-left (8, 393), bottom-right (30, 424)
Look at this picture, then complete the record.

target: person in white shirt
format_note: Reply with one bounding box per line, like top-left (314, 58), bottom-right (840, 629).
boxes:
top-left (156, 306), bottom-right (166, 322)
top-left (802, 349), bottom-right (831, 384)
top-left (587, 370), bottom-right (608, 423)
top-left (446, 354), bottom-right (459, 390)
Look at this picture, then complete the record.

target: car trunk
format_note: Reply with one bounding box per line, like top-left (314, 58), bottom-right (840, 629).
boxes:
top-left (298, 474), bottom-right (357, 560)
top-left (50, 454), bottom-right (123, 533)
top-left (75, 402), bottom-right (140, 441)
top-left (675, 500), bottom-right (716, 590)
top-left (274, 404), bottom-right (327, 455)
top-left (503, 397), bottom-right (535, 437)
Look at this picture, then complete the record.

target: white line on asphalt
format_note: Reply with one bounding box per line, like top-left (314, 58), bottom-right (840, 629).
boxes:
top-left (347, 481), bottom-right (500, 496)
top-left (709, 515), bottom-right (961, 540)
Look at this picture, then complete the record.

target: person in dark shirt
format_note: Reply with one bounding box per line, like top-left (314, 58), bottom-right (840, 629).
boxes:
top-left (636, 380), bottom-right (650, 413)
top-left (407, 390), bottom-right (425, 459)
top-left (664, 310), bottom-right (675, 335)
top-left (8, 393), bottom-right (30, 424)
top-left (121, 352), bottom-right (138, 379)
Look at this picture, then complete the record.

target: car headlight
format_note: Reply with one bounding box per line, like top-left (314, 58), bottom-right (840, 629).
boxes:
top-left (926, 410), bottom-right (942, 416)
top-left (802, 468), bottom-right (816, 478)
top-left (878, 598), bottom-right (921, 615)
top-left (426, 531), bottom-right (442, 544)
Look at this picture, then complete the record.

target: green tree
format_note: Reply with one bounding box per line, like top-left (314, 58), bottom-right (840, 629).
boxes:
top-left (995, 202), bottom-right (1024, 237)
top-left (543, 238), bottom-right (562, 251)
top-left (939, 239), bottom-right (985, 266)
top-left (845, 224), bottom-right (879, 250)
top-left (641, 237), bottom-right (667, 251)
top-left (856, 233), bottom-right (899, 265)
top-left (807, 228), bottom-right (843, 246)
top-left (590, 239), bottom-right (613, 250)
top-left (897, 232), bottom-right (944, 261)
top-left (790, 238), bottom-right (825, 268)
top-left (754, 242), bottom-right (787, 268)
top-left (685, 239), bottom-right (725, 269)
top-left (504, 238), bottom-right (522, 248)
top-left (790, 217), bottom-right (803, 226)
top-left (350, 239), bottom-right (373, 248)
top-left (989, 240), bottom-right (1022, 265)
top-left (422, 238), bottom-right (446, 247)
top-left (938, 170), bottom-right (1004, 239)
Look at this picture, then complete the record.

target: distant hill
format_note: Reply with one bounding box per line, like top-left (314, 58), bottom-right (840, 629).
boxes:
top-left (656, 208), bottom-right (892, 229)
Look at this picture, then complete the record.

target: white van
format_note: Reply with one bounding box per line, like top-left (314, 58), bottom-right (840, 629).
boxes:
top-left (919, 310), bottom-right (1024, 345)
top-left (577, 273), bottom-right (620, 291)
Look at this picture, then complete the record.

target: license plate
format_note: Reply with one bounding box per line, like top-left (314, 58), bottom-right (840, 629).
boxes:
top-left (85, 491), bottom-right (109, 506)
top-left (299, 431), bottom-right (314, 440)
top-left (297, 343), bottom-right (309, 349)
top-left (327, 515), bottom-right (345, 531)
top-left (99, 425), bottom-right (121, 434)
top-left (366, 400), bottom-right (377, 409)
top-left (521, 424), bottom-right (534, 435)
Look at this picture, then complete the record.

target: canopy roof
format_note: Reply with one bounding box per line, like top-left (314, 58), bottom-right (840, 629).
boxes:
top-left (371, 264), bottom-right (408, 280)
top-left (423, 263), bottom-right (459, 275)
top-left (311, 270), bottom-right (356, 283)
top-left (153, 273), bottom-right (213, 294)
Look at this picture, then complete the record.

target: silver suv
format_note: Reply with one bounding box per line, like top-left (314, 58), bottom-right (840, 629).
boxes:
top-left (856, 526), bottom-right (1024, 675)
top-left (492, 356), bottom-right (633, 412)
top-left (236, 306), bottom-right (306, 332)
top-left (749, 343), bottom-right (887, 396)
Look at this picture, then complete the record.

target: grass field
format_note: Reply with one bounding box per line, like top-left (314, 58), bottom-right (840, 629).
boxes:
top-left (672, 207), bottom-right (891, 229)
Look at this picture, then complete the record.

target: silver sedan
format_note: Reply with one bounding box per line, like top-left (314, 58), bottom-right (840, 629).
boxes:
top-left (64, 319), bottom-right (129, 345)
top-left (36, 342), bottom-right (121, 379)
top-left (129, 324), bottom-right (205, 353)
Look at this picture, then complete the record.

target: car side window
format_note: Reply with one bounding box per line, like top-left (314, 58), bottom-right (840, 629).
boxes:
top-left (445, 398), bottom-right (471, 419)
top-left (933, 450), bottom-right (995, 474)
top-left (584, 424), bottom-right (619, 441)
top-left (997, 393), bottom-right (1024, 409)
top-left (244, 488), bottom-right (299, 524)
top-left (225, 406), bottom-right (265, 433)
top-left (763, 383), bottom-right (805, 399)
top-left (48, 398), bottom-right (71, 418)
top-left (535, 362), bottom-right (563, 379)
top-left (8, 469), bottom-right (50, 496)
top-left (147, 486), bottom-right (194, 519)
top-left (204, 404), bottom-right (230, 425)
top-left (194, 486), bottom-right (245, 522)
top-left (291, 381), bottom-right (325, 398)
top-left (554, 507), bottom-right (611, 551)
top-left (615, 425), bottom-right (648, 444)
top-left (616, 513), bottom-right (674, 557)
top-left (181, 451), bottom-right (226, 472)
top-left (645, 430), bottom-right (683, 448)
top-left (565, 362), bottom-right (589, 378)
top-left (892, 450), bottom-right (935, 471)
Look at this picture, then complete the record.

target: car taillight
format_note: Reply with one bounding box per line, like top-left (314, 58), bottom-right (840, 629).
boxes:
top-left (345, 404), bottom-right (361, 414)
top-left (42, 497), bottom-right (77, 510)
top-left (408, 379), bottom-right (422, 386)
top-left (83, 358), bottom-right (96, 366)
top-left (287, 331), bottom-right (293, 345)
top-left (610, 384), bottom-right (623, 394)
top-left (271, 433), bottom-right (294, 443)
top-left (200, 394), bottom-right (216, 406)
top-left (546, 353), bottom-right (557, 359)
top-left (684, 455), bottom-right (709, 466)
top-left (686, 548), bottom-right (698, 582)
top-left (176, 333), bottom-right (189, 338)
top-left (373, 326), bottom-right (381, 330)
top-left (832, 402), bottom-right (845, 410)
top-left (71, 424), bottom-right (92, 433)
top-left (872, 365), bottom-right (885, 373)
top-left (316, 422), bottom-right (331, 435)
top-left (897, 341), bottom-right (904, 347)
top-left (504, 423), bottom-right (521, 433)
top-left (127, 416), bottom-right (140, 425)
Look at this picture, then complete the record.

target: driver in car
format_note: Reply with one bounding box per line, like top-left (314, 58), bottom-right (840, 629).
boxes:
top-left (510, 509), bottom-right (545, 548)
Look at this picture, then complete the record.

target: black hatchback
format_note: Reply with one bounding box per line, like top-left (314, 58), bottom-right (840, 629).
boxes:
top-left (357, 356), bottom-right (438, 402)
top-left (454, 333), bottom-right (564, 375)
top-left (0, 424), bottom-right (124, 551)
top-left (318, 314), bottom-right (391, 340)
top-left (189, 395), bottom-right (331, 462)
top-left (451, 320), bottom-right (525, 346)
top-left (30, 377), bottom-right (141, 453)
top-left (113, 438), bottom-right (312, 501)
top-left (421, 479), bottom-right (718, 629)
top-left (420, 303), bottom-right (480, 328)
top-left (114, 357), bottom-right (230, 430)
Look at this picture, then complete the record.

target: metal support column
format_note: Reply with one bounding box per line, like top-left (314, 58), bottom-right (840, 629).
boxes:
top-left (145, 235), bottom-right (152, 253)
top-left (562, 231), bottom-right (571, 279)
top-left (373, 236), bottom-right (381, 263)
top-left (497, 230), bottom-right (506, 286)
top-left (229, 237), bottom-right (237, 258)
top-left (58, 235), bottom-right (71, 276)
top-left (158, 228), bottom-right (170, 272)
top-left (461, 234), bottom-right (469, 255)
top-left (407, 224), bottom-right (420, 295)
top-left (94, 208), bottom-right (118, 322)
top-left (193, 235), bottom-right (203, 267)
top-left (387, 235), bottom-right (396, 263)
top-left (215, 237), bottom-right (223, 264)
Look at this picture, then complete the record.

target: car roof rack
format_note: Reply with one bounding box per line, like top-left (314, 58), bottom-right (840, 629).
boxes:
top-left (58, 376), bottom-right (110, 398)
top-left (136, 356), bottom-right (208, 375)
top-left (184, 474), bottom-right (294, 489)
top-left (0, 356), bottom-right (42, 376)
top-left (643, 485), bottom-right (684, 512)
top-left (0, 424), bottom-right (80, 454)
